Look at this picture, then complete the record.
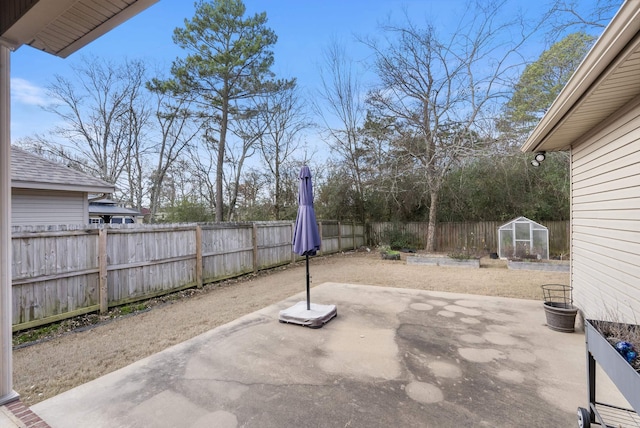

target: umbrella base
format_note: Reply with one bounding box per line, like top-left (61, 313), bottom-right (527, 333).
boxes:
top-left (278, 301), bottom-right (337, 328)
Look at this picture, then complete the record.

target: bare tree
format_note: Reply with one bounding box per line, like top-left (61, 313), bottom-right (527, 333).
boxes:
top-left (146, 79), bottom-right (203, 221)
top-left (234, 168), bottom-right (268, 220)
top-left (364, 1), bottom-right (538, 251)
top-left (188, 130), bottom-right (219, 215)
top-left (122, 88), bottom-right (151, 210)
top-left (42, 56), bottom-right (148, 199)
top-left (258, 81), bottom-right (310, 219)
top-left (544, 0), bottom-right (620, 42)
top-left (224, 107), bottom-right (262, 221)
top-left (315, 41), bottom-right (369, 222)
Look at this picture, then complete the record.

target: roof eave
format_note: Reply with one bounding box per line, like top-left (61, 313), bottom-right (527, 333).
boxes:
top-left (522, 1), bottom-right (640, 153)
top-left (56, 0), bottom-right (159, 58)
top-left (12, 181), bottom-right (114, 194)
top-left (1, 0), bottom-right (159, 58)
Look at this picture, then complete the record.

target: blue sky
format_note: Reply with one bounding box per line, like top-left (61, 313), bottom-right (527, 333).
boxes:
top-left (9, 0), bottom-right (601, 143)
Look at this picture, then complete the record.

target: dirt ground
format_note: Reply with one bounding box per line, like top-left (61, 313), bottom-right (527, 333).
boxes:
top-left (13, 250), bottom-right (569, 406)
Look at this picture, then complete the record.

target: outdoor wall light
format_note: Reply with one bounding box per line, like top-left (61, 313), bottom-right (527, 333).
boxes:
top-left (531, 151), bottom-right (546, 167)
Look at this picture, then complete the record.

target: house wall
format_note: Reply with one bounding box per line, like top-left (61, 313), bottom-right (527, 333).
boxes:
top-left (571, 95), bottom-right (640, 323)
top-left (11, 188), bottom-right (88, 226)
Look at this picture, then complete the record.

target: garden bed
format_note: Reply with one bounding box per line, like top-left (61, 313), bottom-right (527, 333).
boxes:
top-left (508, 259), bottom-right (569, 272)
top-left (583, 319), bottom-right (640, 424)
top-left (407, 254), bottom-right (480, 268)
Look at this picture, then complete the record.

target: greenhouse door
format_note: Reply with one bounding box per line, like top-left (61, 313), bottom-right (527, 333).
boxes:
top-left (515, 221), bottom-right (532, 258)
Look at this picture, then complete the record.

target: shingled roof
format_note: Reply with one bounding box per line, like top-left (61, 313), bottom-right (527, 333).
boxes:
top-left (11, 146), bottom-right (114, 193)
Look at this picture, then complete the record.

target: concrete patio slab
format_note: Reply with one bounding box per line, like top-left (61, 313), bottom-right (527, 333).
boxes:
top-left (32, 283), bottom-right (629, 427)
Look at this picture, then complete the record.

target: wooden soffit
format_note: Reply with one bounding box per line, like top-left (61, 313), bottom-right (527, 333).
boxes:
top-left (0, 0), bottom-right (159, 58)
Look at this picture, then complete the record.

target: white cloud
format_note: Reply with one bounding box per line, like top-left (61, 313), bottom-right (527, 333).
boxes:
top-left (10, 78), bottom-right (51, 107)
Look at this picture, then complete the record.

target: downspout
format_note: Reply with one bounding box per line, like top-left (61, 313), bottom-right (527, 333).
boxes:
top-left (0, 42), bottom-right (19, 404)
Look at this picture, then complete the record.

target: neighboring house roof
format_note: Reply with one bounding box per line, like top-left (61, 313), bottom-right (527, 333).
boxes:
top-left (522, 1), bottom-right (640, 153)
top-left (89, 199), bottom-right (142, 217)
top-left (1, 0), bottom-right (159, 58)
top-left (11, 146), bottom-right (115, 193)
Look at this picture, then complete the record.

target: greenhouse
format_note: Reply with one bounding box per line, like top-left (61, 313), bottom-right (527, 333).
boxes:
top-left (498, 216), bottom-right (549, 260)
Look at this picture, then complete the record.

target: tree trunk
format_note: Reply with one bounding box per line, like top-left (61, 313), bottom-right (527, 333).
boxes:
top-left (216, 98), bottom-right (229, 222)
top-left (274, 149), bottom-right (280, 220)
top-left (425, 189), bottom-right (438, 252)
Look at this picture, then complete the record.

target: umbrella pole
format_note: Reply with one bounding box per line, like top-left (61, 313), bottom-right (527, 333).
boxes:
top-left (306, 254), bottom-right (310, 310)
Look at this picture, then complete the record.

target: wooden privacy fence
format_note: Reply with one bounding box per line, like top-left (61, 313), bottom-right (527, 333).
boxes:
top-left (368, 220), bottom-right (570, 256)
top-left (11, 221), bottom-right (365, 332)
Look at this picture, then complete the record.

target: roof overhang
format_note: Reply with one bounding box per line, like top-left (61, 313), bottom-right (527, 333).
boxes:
top-left (522, 1), bottom-right (640, 153)
top-left (89, 205), bottom-right (142, 217)
top-left (12, 181), bottom-right (114, 194)
top-left (0, 0), bottom-right (159, 58)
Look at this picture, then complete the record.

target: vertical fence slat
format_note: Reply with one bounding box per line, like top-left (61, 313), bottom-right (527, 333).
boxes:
top-left (99, 228), bottom-right (107, 314)
top-left (196, 225), bottom-right (203, 288)
top-left (371, 220), bottom-right (568, 255)
top-left (253, 223), bottom-right (259, 272)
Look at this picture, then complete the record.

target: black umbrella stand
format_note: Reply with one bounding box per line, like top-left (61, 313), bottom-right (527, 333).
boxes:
top-left (305, 254), bottom-right (310, 310)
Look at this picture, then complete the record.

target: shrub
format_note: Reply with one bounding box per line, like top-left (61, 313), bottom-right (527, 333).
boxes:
top-left (380, 226), bottom-right (418, 250)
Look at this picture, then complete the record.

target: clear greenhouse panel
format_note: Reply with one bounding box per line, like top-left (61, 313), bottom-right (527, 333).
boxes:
top-left (497, 216), bottom-right (549, 260)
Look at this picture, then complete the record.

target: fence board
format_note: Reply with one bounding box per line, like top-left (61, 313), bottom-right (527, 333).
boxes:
top-left (319, 221), bottom-right (339, 254)
top-left (11, 221), bottom-right (366, 331)
top-left (369, 220), bottom-right (569, 256)
top-left (255, 222), bottom-right (292, 270)
top-left (202, 224), bottom-right (254, 282)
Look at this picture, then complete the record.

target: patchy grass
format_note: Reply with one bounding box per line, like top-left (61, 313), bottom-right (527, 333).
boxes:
top-left (13, 303), bottom-right (153, 348)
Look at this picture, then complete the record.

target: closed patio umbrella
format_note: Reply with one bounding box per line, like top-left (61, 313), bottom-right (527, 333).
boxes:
top-left (279, 166), bottom-right (337, 327)
top-left (292, 165), bottom-right (321, 309)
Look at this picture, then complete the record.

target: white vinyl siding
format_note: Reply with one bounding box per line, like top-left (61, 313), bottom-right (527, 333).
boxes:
top-left (12, 189), bottom-right (88, 226)
top-left (571, 99), bottom-right (640, 323)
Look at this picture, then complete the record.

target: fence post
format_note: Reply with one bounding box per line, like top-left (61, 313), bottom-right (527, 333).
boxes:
top-left (338, 221), bottom-right (342, 252)
top-left (99, 228), bottom-right (108, 314)
top-left (365, 222), bottom-right (370, 247)
top-left (290, 222), bottom-right (295, 264)
top-left (195, 225), bottom-right (203, 289)
top-left (353, 221), bottom-right (357, 250)
top-left (253, 223), bottom-right (259, 273)
top-left (318, 221), bottom-right (323, 255)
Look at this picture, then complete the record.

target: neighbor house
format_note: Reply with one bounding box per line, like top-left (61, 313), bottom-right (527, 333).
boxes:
top-left (89, 198), bottom-right (143, 224)
top-left (11, 146), bottom-right (115, 226)
top-left (522, 1), bottom-right (640, 324)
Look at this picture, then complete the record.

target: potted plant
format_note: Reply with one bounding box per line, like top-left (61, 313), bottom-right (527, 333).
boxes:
top-left (541, 284), bottom-right (578, 332)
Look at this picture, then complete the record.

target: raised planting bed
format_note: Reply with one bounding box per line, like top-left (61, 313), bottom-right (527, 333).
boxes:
top-left (508, 259), bottom-right (569, 272)
top-left (407, 254), bottom-right (479, 268)
top-left (380, 250), bottom-right (401, 260)
top-left (578, 320), bottom-right (640, 427)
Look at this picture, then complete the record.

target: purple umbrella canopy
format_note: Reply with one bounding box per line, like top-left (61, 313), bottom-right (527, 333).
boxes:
top-left (279, 165), bottom-right (337, 325)
top-left (292, 165), bottom-right (321, 256)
